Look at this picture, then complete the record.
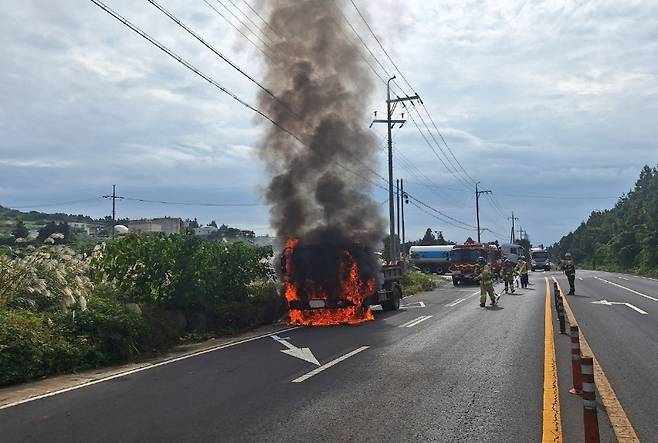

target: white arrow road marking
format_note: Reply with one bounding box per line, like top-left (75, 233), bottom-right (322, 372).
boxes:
top-left (401, 301), bottom-right (426, 309)
top-left (591, 300), bottom-right (648, 315)
top-left (594, 277), bottom-right (658, 303)
top-left (617, 276), bottom-right (630, 281)
top-left (292, 346), bottom-right (369, 383)
top-left (400, 315), bottom-right (433, 328)
top-left (271, 335), bottom-right (320, 366)
top-left (578, 277), bottom-right (584, 281)
top-left (446, 291), bottom-right (480, 307)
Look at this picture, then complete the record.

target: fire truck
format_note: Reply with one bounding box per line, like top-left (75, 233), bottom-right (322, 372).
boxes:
top-left (450, 241), bottom-right (492, 286)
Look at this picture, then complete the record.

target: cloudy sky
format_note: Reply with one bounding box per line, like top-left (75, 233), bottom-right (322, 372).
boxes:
top-left (1, 0), bottom-right (657, 246)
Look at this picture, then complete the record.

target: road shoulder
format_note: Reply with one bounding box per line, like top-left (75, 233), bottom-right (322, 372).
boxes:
top-left (0, 322), bottom-right (294, 409)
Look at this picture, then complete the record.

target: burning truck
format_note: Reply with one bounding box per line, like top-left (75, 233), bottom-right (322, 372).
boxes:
top-left (256, 1), bottom-right (401, 325)
top-left (281, 239), bottom-right (403, 326)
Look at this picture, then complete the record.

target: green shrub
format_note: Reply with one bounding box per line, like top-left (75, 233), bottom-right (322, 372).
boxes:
top-left (401, 270), bottom-right (439, 296)
top-left (0, 310), bottom-right (92, 386)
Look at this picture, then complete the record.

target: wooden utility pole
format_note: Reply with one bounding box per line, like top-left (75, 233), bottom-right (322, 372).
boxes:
top-left (475, 182), bottom-right (491, 243)
top-left (102, 185), bottom-right (124, 239)
top-left (370, 76), bottom-right (420, 262)
top-left (508, 212), bottom-right (519, 244)
top-left (401, 178), bottom-right (407, 255)
top-left (396, 179), bottom-right (401, 257)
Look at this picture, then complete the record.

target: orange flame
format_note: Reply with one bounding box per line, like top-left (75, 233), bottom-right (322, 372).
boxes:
top-left (284, 239), bottom-right (375, 326)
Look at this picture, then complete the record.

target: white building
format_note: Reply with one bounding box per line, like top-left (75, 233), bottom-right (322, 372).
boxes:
top-left (194, 225), bottom-right (219, 238)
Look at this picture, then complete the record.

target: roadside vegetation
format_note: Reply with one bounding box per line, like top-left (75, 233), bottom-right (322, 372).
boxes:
top-left (550, 164), bottom-right (658, 277)
top-left (400, 270), bottom-right (441, 295)
top-left (0, 232), bottom-right (284, 386)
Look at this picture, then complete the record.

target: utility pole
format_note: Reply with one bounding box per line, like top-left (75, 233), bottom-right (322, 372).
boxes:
top-left (475, 182), bottom-right (492, 243)
top-left (370, 76), bottom-right (420, 262)
top-left (396, 179), bottom-right (401, 259)
top-left (508, 212), bottom-right (520, 244)
top-left (102, 185), bottom-right (124, 239)
top-left (401, 178), bottom-right (407, 255)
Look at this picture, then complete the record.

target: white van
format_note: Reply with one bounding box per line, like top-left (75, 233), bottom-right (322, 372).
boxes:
top-left (500, 243), bottom-right (526, 264)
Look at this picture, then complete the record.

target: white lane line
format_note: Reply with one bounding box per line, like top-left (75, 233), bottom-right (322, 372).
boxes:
top-left (399, 315), bottom-right (429, 328)
top-left (594, 276), bottom-right (658, 303)
top-left (578, 277), bottom-right (584, 281)
top-left (592, 300), bottom-right (648, 315)
top-left (617, 276), bottom-right (630, 281)
top-left (292, 346), bottom-right (369, 383)
top-left (0, 326), bottom-right (301, 410)
top-left (401, 301), bottom-right (426, 309)
top-left (404, 315), bottom-right (433, 328)
top-left (624, 303), bottom-right (649, 315)
top-left (447, 291), bottom-right (480, 307)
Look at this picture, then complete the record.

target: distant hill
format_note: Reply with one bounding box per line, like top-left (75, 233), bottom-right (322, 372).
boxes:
top-left (550, 165), bottom-right (658, 276)
top-left (0, 205), bottom-right (98, 237)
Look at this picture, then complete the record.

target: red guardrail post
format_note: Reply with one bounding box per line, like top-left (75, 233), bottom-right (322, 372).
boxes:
top-left (581, 356), bottom-right (600, 442)
top-left (570, 326), bottom-right (583, 395)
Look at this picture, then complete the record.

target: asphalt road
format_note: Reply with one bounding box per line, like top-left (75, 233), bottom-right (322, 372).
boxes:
top-left (553, 269), bottom-right (658, 442)
top-left (0, 270), bottom-right (649, 442)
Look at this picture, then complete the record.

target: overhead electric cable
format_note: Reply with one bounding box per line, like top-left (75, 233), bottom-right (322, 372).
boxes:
top-left (9, 197), bottom-right (103, 209)
top-left (242, 0), bottom-right (281, 39)
top-left (224, 0), bottom-right (274, 41)
top-left (123, 197), bottom-right (263, 207)
top-left (211, 0), bottom-right (274, 51)
top-left (146, 0), bottom-right (280, 103)
top-left (89, 0), bottom-right (390, 193)
top-left (200, 0), bottom-right (271, 59)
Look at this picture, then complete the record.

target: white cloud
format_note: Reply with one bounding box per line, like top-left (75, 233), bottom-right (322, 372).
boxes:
top-left (0, 0), bottom-right (657, 245)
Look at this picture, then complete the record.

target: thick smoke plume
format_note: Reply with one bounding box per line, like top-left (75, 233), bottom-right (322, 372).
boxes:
top-left (258, 0), bottom-right (385, 258)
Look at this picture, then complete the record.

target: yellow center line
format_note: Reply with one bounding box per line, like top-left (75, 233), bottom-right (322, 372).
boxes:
top-left (552, 276), bottom-right (641, 443)
top-left (543, 277), bottom-right (563, 442)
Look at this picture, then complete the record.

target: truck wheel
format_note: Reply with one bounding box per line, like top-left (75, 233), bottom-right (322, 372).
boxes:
top-left (382, 285), bottom-right (401, 311)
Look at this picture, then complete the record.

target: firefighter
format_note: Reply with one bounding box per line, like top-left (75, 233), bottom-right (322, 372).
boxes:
top-left (562, 252), bottom-right (576, 295)
top-left (516, 256), bottom-right (529, 288)
top-left (501, 259), bottom-right (516, 294)
top-left (477, 256), bottom-right (497, 307)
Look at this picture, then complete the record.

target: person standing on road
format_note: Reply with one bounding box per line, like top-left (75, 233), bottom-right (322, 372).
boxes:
top-left (562, 252), bottom-right (576, 295)
top-left (501, 259), bottom-right (516, 294)
top-left (516, 256), bottom-right (529, 288)
top-left (477, 256), bottom-right (497, 307)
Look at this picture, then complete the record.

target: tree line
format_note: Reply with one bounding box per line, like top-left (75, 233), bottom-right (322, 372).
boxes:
top-left (549, 165), bottom-right (658, 276)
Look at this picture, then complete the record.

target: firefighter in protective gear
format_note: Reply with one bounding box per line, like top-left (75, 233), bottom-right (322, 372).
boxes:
top-left (477, 256), bottom-right (497, 307)
top-left (501, 259), bottom-right (516, 294)
top-left (562, 252), bottom-right (576, 295)
top-left (516, 257), bottom-right (529, 288)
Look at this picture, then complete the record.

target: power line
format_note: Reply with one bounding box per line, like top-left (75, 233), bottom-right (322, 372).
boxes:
top-left (8, 197), bottom-right (103, 209)
top-left (145, 0), bottom-right (280, 104)
top-left (327, 0), bottom-right (395, 81)
top-left (123, 197), bottom-right (264, 207)
top-left (346, 0), bottom-right (416, 93)
top-left (200, 0), bottom-right (271, 59)
top-left (211, 0), bottom-right (274, 52)
top-left (402, 101), bottom-right (474, 189)
top-left (224, 0), bottom-right (275, 42)
top-left (345, 0), bottom-right (478, 188)
top-left (90, 0), bottom-right (391, 194)
top-left (241, 0), bottom-right (281, 39)
top-left (407, 200), bottom-right (474, 232)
